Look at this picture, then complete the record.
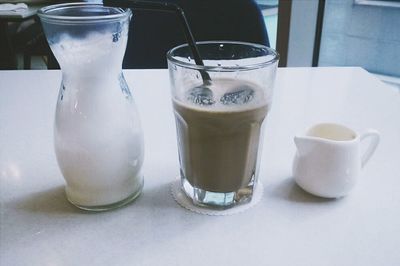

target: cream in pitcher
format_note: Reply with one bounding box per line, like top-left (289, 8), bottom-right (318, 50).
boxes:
top-left (38, 3), bottom-right (144, 211)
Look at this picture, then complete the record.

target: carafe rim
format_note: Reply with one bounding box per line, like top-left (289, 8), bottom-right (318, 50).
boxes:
top-left (38, 3), bottom-right (131, 25)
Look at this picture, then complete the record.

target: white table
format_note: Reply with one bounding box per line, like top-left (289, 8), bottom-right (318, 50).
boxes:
top-left (1, 68), bottom-right (399, 266)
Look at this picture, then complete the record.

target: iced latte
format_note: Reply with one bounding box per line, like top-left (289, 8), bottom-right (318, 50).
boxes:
top-left (167, 41), bottom-right (279, 209)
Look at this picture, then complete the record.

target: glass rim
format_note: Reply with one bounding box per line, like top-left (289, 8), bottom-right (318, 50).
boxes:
top-left (167, 41), bottom-right (280, 72)
top-left (37, 3), bottom-right (131, 23)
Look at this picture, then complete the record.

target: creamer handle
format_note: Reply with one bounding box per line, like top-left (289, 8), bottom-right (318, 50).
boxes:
top-left (360, 129), bottom-right (380, 168)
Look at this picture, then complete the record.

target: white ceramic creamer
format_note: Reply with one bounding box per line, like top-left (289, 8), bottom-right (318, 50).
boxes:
top-left (293, 123), bottom-right (380, 198)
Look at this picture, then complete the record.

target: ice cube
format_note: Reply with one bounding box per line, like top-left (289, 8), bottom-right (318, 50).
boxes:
top-left (187, 85), bottom-right (215, 106)
top-left (220, 86), bottom-right (254, 105)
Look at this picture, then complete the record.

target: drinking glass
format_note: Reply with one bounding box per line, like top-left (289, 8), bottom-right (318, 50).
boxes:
top-left (167, 41), bottom-right (279, 209)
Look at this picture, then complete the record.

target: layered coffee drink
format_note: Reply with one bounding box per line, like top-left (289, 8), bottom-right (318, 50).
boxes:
top-left (173, 78), bottom-right (269, 195)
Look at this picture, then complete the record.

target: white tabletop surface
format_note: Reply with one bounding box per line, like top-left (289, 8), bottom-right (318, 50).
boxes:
top-left (1, 67), bottom-right (399, 266)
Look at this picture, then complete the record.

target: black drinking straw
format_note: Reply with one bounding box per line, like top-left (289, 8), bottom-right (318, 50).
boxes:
top-left (103, 0), bottom-right (211, 83)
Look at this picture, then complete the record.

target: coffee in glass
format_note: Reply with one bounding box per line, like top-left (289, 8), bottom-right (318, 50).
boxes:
top-left (167, 41), bottom-right (279, 209)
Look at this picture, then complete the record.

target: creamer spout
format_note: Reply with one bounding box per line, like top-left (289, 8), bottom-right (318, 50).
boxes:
top-left (294, 136), bottom-right (316, 156)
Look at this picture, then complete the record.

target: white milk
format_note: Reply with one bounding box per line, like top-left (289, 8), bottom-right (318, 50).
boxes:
top-left (51, 33), bottom-right (144, 207)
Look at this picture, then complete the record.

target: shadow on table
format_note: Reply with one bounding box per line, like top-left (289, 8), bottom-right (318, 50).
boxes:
top-left (11, 185), bottom-right (85, 215)
top-left (10, 180), bottom-right (222, 217)
top-left (270, 177), bottom-right (338, 204)
top-left (135, 181), bottom-right (179, 210)
top-left (10, 181), bottom-right (183, 216)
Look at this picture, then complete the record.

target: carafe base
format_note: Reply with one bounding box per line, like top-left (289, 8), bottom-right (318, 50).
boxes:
top-left (66, 180), bottom-right (143, 212)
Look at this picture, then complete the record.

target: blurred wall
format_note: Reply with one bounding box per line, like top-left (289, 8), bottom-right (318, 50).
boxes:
top-left (319, 0), bottom-right (400, 77)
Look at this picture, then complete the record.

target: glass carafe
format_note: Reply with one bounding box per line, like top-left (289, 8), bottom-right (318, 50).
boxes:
top-left (38, 3), bottom-right (144, 211)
